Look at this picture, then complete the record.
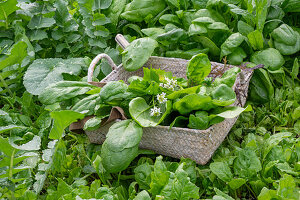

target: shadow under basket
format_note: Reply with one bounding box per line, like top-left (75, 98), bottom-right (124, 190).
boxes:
top-left (79, 55), bottom-right (254, 165)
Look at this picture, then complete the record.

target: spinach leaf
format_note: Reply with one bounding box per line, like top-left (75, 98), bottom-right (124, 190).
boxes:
top-left (156, 28), bottom-right (188, 46)
top-left (250, 48), bottom-right (284, 71)
top-left (72, 94), bottom-right (101, 115)
top-left (271, 24), bottom-right (300, 55)
top-left (101, 120), bottom-right (142, 173)
top-left (220, 33), bottom-right (246, 63)
top-left (120, 0), bottom-right (166, 22)
top-left (83, 116), bottom-right (103, 131)
top-left (49, 110), bottom-right (85, 139)
top-left (99, 81), bottom-right (129, 104)
top-left (39, 81), bottom-right (97, 105)
top-left (24, 57), bottom-right (90, 95)
top-left (173, 94), bottom-right (213, 115)
top-left (213, 67), bottom-right (241, 87)
top-left (188, 111), bottom-right (210, 130)
top-left (210, 161), bottom-right (233, 182)
top-left (122, 38), bottom-right (158, 71)
top-left (211, 84), bottom-right (236, 106)
top-left (129, 97), bottom-right (172, 127)
top-left (186, 53), bottom-right (211, 86)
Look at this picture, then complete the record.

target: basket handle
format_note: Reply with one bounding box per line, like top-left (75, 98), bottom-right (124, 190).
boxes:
top-left (88, 53), bottom-right (117, 82)
top-left (115, 34), bottom-right (130, 50)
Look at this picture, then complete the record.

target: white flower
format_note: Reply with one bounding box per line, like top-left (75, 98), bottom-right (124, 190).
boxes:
top-left (159, 83), bottom-right (164, 87)
top-left (150, 106), bottom-right (161, 117)
top-left (157, 92), bottom-right (167, 104)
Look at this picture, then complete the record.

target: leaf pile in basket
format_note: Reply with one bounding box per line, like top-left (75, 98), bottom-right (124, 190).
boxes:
top-left (39, 53), bottom-right (251, 172)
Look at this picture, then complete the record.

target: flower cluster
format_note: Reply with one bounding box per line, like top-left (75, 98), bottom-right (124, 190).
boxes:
top-left (159, 77), bottom-right (178, 91)
top-left (156, 92), bottom-right (167, 104)
top-left (150, 106), bottom-right (161, 117)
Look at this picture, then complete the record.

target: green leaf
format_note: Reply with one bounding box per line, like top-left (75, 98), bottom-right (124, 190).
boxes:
top-left (100, 81), bottom-right (129, 104)
top-left (93, 0), bottom-right (112, 10)
top-left (213, 188), bottom-right (234, 200)
top-left (250, 48), bottom-right (284, 71)
top-left (263, 132), bottom-right (293, 159)
top-left (213, 67), bottom-right (241, 87)
top-left (133, 190), bottom-right (151, 200)
top-left (291, 58), bottom-right (299, 80)
top-left (211, 84), bottom-right (236, 106)
top-left (0, 136), bottom-right (16, 156)
top-left (101, 120), bottom-right (142, 173)
top-left (193, 35), bottom-right (220, 56)
top-left (237, 20), bottom-right (254, 36)
top-left (122, 38), bottom-right (158, 71)
top-left (173, 94), bottom-right (212, 115)
top-left (28, 15), bottom-right (56, 29)
top-left (0, 0), bottom-right (18, 20)
top-left (39, 81), bottom-right (96, 105)
top-left (186, 53), bottom-right (211, 86)
top-left (72, 94), bottom-right (101, 115)
top-left (129, 97), bottom-right (172, 127)
top-left (10, 135), bottom-right (41, 151)
top-left (277, 174), bottom-right (299, 199)
top-left (271, 24), bottom-right (300, 55)
top-left (49, 110), bottom-right (85, 139)
top-left (255, 0), bottom-right (270, 32)
top-left (141, 28), bottom-right (166, 39)
top-left (120, 0), bottom-right (166, 22)
top-left (24, 57), bottom-right (90, 95)
top-left (210, 161), bottom-right (233, 182)
top-left (220, 33), bottom-right (245, 59)
top-left (233, 148), bottom-right (262, 179)
top-left (0, 41), bottom-right (27, 71)
top-left (258, 187), bottom-right (278, 200)
top-left (215, 105), bottom-right (252, 118)
top-left (228, 178), bottom-right (247, 190)
top-left (149, 156), bottom-right (170, 196)
top-left (83, 116), bottom-right (103, 131)
top-left (0, 125), bottom-right (24, 134)
top-left (134, 163), bottom-right (153, 190)
top-left (247, 30), bottom-right (264, 50)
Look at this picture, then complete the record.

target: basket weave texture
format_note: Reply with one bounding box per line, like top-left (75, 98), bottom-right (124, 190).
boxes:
top-left (86, 56), bottom-right (253, 165)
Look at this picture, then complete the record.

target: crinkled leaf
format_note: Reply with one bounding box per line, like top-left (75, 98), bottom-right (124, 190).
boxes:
top-left (186, 53), bottom-right (211, 85)
top-left (251, 48), bottom-right (284, 71)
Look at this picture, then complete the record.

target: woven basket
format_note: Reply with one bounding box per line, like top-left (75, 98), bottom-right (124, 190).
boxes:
top-left (81, 35), bottom-right (254, 165)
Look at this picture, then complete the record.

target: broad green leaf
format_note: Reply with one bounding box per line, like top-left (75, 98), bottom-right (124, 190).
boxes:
top-left (233, 148), bottom-right (262, 178)
top-left (99, 81), bottom-right (128, 104)
top-left (49, 110), bottom-right (85, 139)
top-left (0, 136), bottom-right (16, 156)
top-left (159, 14), bottom-right (181, 26)
top-left (263, 132), bottom-right (293, 159)
top-left (247, 30), bottom-right (264, 50)
top-left (215, 105), bottom-right (252, 118)
top-left (214, 188), bottom-right (234, 200)
top-left (24, 57), bottom-right (90, 95)
top-left (220, 33), bottom-right (245, 59)
top-left (156, 29), bottom-right (188, 46)
top-left (101, 120), bottom-right (142, 173)
top-left (0, 125), bottom-right (24, 134)
top-left (213, 67), bottom-right (241, 87)
top-left (228, 178), bottom-right (247, 190)
top-left (72, 94), bottom-right (101, 115)
top-left (291, 58), bottom-right (299, 80)
top-left (189, 24), bottom-right (207, 35)
top-left (211, 84), bottom-right (236, 106)
top-left (193, 35), bottom-right (220, 56)
top-left (28, 16), bottom-right (56, 29)
top-left (277, 174), bottom-right (299, 199)
top-left (120, 0), bottom-right (166, 22)
top-left (129, 97), bottom-right (172, 127)
top-left (134, 163), bottom-right (153, 190)
top-left (208, 22), bottom-right (229, 30)
top-left (210, 161), bottom-right (233, 182)
top-left (122, 38), bottom-right (157, 71)
top-left (255, 0), bottom-right (270, 32)
top-left (237, 20), bottom-right (254, 36)
top-left (271, 24), bottom-right (300, 55)
top-left (39, 81), bottom-right (97, 105)
top-left (173, 94), bottom-right (212, 115)
top-left (167, 86), bottom-right (200, 100)
top-left (251, 48), bottom-right (284, 71)
top-left (141, 28), bottom-right (166, 39)
top-left (10, 135), bottom-right (41, 151)
top-left (133, 190), bottom-right (151, 200)
top-left (227, 47), bottom-right (247, 65)
top-left (83, 116), bottom-right (103, 131)
top-left (0, 0), bottom-right (18, 21)
top-left (92, 0), bottom-right (112, 10)
top-left (257, 187), bottom-right (278, 200)
top-left (149, 156), bottom-right (170, 196)
top-left (186, 53), bottom-right (211, 85)
top-left (0, 41), bottom-right (27, 71)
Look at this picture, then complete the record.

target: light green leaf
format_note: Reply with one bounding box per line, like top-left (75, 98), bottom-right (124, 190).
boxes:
top-left (251, 48), bottom-right (284, 71)
top-left (247, 30), bottom-right (264, 50)
top-left (228, 178), bottom-right (247, 190)
top-left (83, 116), bottom-right (103, 131)
top-left (0, 41), bottom-right (27, 71)
top-left (0, 0), bottom-right (18, 21)
top-left (49, 110), bottom-right (85, 139)
top-left (186, 53), bottom-right (211, 85)
top-left (24, 57), bottom-right (90, 95)
top-left (122, 38), bottom-right (158, 71)
top-left (216, 105), bottom-right (252, 118)
top-left (39, 81), bottom-right (97, 105)
top-left (28, 15), bottom-right (56, 29)
top-left (210, 161), bottom-right (233, 182)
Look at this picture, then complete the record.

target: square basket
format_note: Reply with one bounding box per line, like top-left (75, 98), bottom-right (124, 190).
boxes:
top-left (74, 34), bottom-right (255, 165)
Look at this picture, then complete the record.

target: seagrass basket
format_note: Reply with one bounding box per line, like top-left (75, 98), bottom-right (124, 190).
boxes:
top-left (75, 34), bottom-right (255, 165)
